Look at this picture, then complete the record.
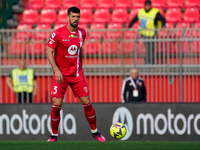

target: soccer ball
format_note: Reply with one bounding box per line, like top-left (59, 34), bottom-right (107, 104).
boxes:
top-left (110, 123), bottom-right (127, 139)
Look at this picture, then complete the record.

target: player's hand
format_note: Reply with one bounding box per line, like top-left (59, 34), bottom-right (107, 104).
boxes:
top-left (33, 89), bottom-right (37, 97)
top-left (55, 69), bottom-right (63, 83)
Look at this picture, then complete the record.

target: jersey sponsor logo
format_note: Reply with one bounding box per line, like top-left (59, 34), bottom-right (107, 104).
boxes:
top-left (69, 34), bottom-right (79, 38)
top-left (63, 39), bottom-right (70, 41)
top-left (68, 45), bottom-right (78, 55)
top-left (51, 33), bottom-right (56, 39)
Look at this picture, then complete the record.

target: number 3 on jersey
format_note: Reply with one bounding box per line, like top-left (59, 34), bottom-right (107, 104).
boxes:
top-left (52, 86), bottom-right (58, 94)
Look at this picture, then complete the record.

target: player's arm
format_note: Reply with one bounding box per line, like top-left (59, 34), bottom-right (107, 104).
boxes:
top-left (6, 75), bottom-right (14, 92)
top-left (121, 80), bottom-right (128, 103)
top-left (46, 46), bottom-right (63, 83)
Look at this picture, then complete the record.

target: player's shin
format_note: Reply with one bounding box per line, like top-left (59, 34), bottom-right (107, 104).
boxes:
top-left (82, 101), bottom-right (97, 133)
top-left (50, 104), bottom-right (62, 136)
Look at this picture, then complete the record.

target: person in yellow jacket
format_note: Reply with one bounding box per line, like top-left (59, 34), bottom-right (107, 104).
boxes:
top-left (6, 59), bottom-right (37, 103)
top-left (128, 0), bottom-right (166, 64)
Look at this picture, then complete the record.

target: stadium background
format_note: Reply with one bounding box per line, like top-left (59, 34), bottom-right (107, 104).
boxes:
top-left (0, 0), bottom-right (199, 104)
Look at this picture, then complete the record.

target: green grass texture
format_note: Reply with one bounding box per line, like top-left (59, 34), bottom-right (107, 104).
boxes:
top-left (0, 141), bottom-right (200, 150)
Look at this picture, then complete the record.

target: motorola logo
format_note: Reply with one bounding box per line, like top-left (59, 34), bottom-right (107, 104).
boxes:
top-left (112, 107), bottom-right (133, 140)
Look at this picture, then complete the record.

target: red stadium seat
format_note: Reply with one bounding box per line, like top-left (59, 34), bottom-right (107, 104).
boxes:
top-left (45, 0), bottom-right (61, 9)
top-left (175, 22), bottom-right (191, 38)
top-left (107, 23), bottom-right (123, 38)
top-left (9, 39), bottom-right (26, 55)
top-left (158, 8), bottom-right (165, 17)
top-left (93, 9), bottom-right (110, 23)
top-left (83, 40), bottom-right (99, 55)
top-left (78, 24), bottom-right (88, 29)
top-left (80, 0), bottom-right (97, 8)
top-left (29, 39), bottom-right (46, 55)
top-left (102, 41), bottom-right (116, 54)
top-left (192, 23), bottom-right (200, 38)
top-left (97, 0), bottom-right (114, 8)
top-left (16, 24), bottom-right (32, 39)
top-left (79, 9), bottom-right (92, 24)
top-left (125, 23), bottom-right (139, 39)
top-left (58, 9), bottom-right (68, 24)
top-left (89, 23), bottom-right (105, 39)
top-left (131, 0), bottom-right (145, 8)
top-left (111, 9), bottom-right (128, 23)
top-left (62, 0), bottom-right (79, 8)
top-left (183, 8), bottom-right (199, 23)
top-left (54, 24), bottom-right (66, 30)
top-left (129, 9), bottom-right (138, 20)
top-left (115, 0), bottom-right (132, 8)
top-left (184, 0), bottom-right (200, 7)
top-left (34, 24), bottom-right (51, 40)
top-left (158, 23), bottom-right (174, 38)
top-left (165, 8), bottom-right (181, 23)
top-left (27, 0), bottom-right (44, 9)
top-left (151, 0), bottom-right (166, 8)
top-left (39, 9), bottom-right (56, 24)
top-left (20, 9), bottom-right (38, 24)
top-left (166, 0), bottom-right (183, 8)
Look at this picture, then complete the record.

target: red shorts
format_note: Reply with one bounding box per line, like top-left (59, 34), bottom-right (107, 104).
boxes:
top-left (51, 73), bottom-right (89, 99)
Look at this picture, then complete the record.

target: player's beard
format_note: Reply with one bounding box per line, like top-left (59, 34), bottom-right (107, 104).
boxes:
top-left (70, 21), bottom-right (78, 28)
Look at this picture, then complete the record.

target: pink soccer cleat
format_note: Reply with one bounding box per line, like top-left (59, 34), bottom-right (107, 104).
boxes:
top-left (92, 132), bottom-right (106, 142)
top-left (47, 136), bottom-right (57, 142)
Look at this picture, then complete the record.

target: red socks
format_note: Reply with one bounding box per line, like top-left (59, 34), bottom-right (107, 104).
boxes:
top-left (51, 104), bottom-right (61, 136)
top-left (82, 102), bottom-right (97, 131)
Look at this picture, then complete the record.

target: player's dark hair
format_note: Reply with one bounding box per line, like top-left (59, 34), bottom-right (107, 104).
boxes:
top-left (68, 7), bottom-right (80, 16)
top-left (145, 0), bottom-right (151, 5)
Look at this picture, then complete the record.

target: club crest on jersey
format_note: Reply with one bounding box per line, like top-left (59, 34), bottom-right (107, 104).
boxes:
top-left (69, 34), bottom-right (79, 38)
top-left (51, 33), bottom-right (56, 39)
top-left (68, 45), bottom-right (78, 55)
top-left (83, 87), bottom-right (88, 93)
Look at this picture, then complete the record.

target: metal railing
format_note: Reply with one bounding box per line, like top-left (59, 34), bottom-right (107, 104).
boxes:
top-left (0, 28), bottom-right (199, 103)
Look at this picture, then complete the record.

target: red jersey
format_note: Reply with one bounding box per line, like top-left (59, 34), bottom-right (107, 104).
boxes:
top-left (47, 25), bottom-right (86, 77)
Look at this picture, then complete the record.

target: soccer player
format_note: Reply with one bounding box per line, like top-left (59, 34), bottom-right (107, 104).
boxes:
top-left (46, 7), bottom-right (106, 142)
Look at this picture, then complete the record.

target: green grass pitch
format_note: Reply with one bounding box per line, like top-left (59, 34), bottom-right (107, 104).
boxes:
top-left (0, 141), bottom-right (200, 150)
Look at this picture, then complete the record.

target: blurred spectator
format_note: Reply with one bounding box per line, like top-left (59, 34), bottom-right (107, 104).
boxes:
top-left (121, 68), bottom-right (147, 103)
top-left (128, 0), bottom-right (166, 64)
top-left (6, 59), bottom-right (37, 103)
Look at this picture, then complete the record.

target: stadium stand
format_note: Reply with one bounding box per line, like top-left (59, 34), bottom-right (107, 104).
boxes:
top-left (62, 0), bottom-right (79, 8)
top-left (165, 8), bottom-right (181, 23)
top-left (115, 0), bottom-right (132, 8)
top-left (151, 0), bottom-right (166, 8)
top-left (58, 9), bottom-right (68, 24)
top-left (1, 0), bottom-right (200, 103)
top-left (44, 0), bottom-right (62, 9)
top-left (111, 8), bottom-right (128, 23)
top-left (97, 0), bottom-right (114, 9)
top-left (107, 23), bottom-right (123, 38)
top-left (39, 8), bottom-right (56, 24)
top-left (26, 0), bottom-right (44, 9)
top-left (34, 24), bottom-right (51, 40)
top-left (16, 23), bottom-right (32, 39)
top-left (166, 0), bottom-right (183, 8)
top-left (132, 0), bottom-right (145, 8)
top-left (20, 9), bottom-right (39, 24)
top-left (183, 8), bottom-right (199, 23)
top-left (79, 9), bottom-right (93, 24)
top-left (129, 9), bottom-right (138, 20)
top-left (90, 23), bottom-right (106, 38)
top-left (93, 9), bottom-right (110, 23)
top-left (80, 0), bottom-right (97, 9)
top-left (184, 0), bottom-right (200, 7)
top-left (175, 22), bottom-right (191, 38)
